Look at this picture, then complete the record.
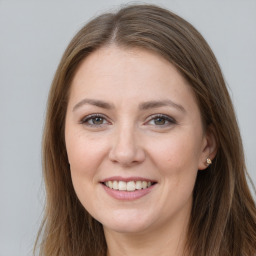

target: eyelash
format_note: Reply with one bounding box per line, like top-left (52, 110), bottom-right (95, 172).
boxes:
top-left (79, 114), bottom-right (176, 128)
top-left (80, 114), bottom-right (110, 127)
top-left (145, 114), bottom-right (176, 127)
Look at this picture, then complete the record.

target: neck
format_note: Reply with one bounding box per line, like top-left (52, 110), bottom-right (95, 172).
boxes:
top-left (104, 210), bottom-right (190, 256)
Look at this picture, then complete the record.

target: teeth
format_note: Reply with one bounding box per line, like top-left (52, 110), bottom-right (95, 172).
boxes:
top-left (108, 181), bottom-right (113, 189)
top-left (127, 181), bottom-right (135, 191)
top-left (135, 181), bottom-right (142, 190)
top-left (113, 181), bottom-right (118, 190)
top-left (142, 181), bottom-right (147, 189)
top-left (104, 180), bottom-right (154, 191)
top-left (118, 181), bottom-right (126, 191)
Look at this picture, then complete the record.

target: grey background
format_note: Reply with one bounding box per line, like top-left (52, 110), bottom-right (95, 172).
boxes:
top-left (0, 0), bottom-right (255, 255)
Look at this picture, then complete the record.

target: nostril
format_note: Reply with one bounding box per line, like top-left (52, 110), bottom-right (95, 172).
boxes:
top-left (108, 143), bottom-right (146, 166)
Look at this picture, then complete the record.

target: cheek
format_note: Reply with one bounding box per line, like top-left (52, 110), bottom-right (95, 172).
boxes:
top-left (147, 131), bottom-right (200, 203)
top-left (65, 130), bottom-right (112, 208)
top-left (65, 136), bottom-right (103, 211)
top-left (149, 132), bottom-right (201, 174)
top-left (141, 133), bottom-right (200, 224)
top-left (65, 133), bottom-right (106, 210)
top-left (66, 131), bottom-right (107, 176)
top-left (67, 139), bottom-right (94, 197)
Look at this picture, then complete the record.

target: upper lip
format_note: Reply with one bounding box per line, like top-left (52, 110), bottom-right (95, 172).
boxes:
top-left (100, 176), bottom-right (157, 183)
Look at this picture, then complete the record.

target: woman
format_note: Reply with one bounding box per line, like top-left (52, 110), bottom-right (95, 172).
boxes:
top-left (35, 4), bottom-right (256, 256)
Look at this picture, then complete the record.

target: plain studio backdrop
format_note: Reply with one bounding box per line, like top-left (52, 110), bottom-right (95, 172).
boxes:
top-left (0, 0), bottom-right (255, 255)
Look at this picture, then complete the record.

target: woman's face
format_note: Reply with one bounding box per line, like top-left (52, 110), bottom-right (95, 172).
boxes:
top-left (65, 46), bottom-right (213, 234)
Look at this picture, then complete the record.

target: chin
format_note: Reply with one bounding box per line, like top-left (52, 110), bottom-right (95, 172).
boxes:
top-left (99, 210), bottom-right (156, 234)
top-left (103, 221), bottom-right (150, 234)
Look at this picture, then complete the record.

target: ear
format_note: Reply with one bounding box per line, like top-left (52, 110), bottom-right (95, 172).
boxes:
top-left (198, 125), bottom-right (218, 170)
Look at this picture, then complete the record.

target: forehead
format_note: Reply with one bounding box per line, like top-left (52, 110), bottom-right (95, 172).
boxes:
top-left (69, 45), bottom-right (198, 111)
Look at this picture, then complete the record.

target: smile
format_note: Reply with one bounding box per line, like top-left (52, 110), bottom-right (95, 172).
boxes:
top-left (104, 180), bottom-right (154, 191)
top-left (101, 177), bottom-right (157, 200)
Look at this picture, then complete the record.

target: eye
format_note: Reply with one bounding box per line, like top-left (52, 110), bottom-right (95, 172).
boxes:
top-left (146, 114), bottom-right (176, 127)
top-left (80, 114), bottom-right (110, 127)
top-left (152, 117), bottom-right (167, 125)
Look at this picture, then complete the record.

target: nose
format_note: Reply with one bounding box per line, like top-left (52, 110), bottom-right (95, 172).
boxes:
top-left (108, 125), bottom-right (146, 167)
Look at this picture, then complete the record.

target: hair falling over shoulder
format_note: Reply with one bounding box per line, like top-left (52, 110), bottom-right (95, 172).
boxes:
top-left (34, 4), bottom-right (256, 256)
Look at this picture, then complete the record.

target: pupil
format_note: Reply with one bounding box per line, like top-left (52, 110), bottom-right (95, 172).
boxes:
top-left (155, 118), bottom-right (165, 125)
top-left (93, 117), bottom-right (103, 124)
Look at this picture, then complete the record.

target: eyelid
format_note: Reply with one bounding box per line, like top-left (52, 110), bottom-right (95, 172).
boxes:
top-left (79, 113), bottom-right (111, 126)
top-left (145, 114), bottom-right (177, 126)
top-left (79, 113), bottom-right (176, 128)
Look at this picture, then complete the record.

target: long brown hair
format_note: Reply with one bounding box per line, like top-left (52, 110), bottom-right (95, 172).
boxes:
top-left (35, 4), bottom-right (256, 256)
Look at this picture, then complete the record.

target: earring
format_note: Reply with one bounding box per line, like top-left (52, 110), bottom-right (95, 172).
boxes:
top-left (206, 158), bottom-right (212, 166)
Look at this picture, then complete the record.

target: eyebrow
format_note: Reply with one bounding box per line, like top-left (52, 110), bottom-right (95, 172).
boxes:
top-left (73, 98), bottom-right (114, 111)
top-left (139, 100), bottom-right (186, 113)
top-left (72, 98), bottom-right (185, 113)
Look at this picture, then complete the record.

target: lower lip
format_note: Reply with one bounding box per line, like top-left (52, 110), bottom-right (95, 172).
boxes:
top-left (102, 184), bottom-right (156, 201)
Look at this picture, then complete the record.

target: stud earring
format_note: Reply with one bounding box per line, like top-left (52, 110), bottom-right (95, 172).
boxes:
top-left (206, 158), bottom-right (212, 166)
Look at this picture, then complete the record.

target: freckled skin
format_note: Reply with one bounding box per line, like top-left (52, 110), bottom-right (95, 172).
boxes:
top-left (65, 46), bottom-right (215, 246)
